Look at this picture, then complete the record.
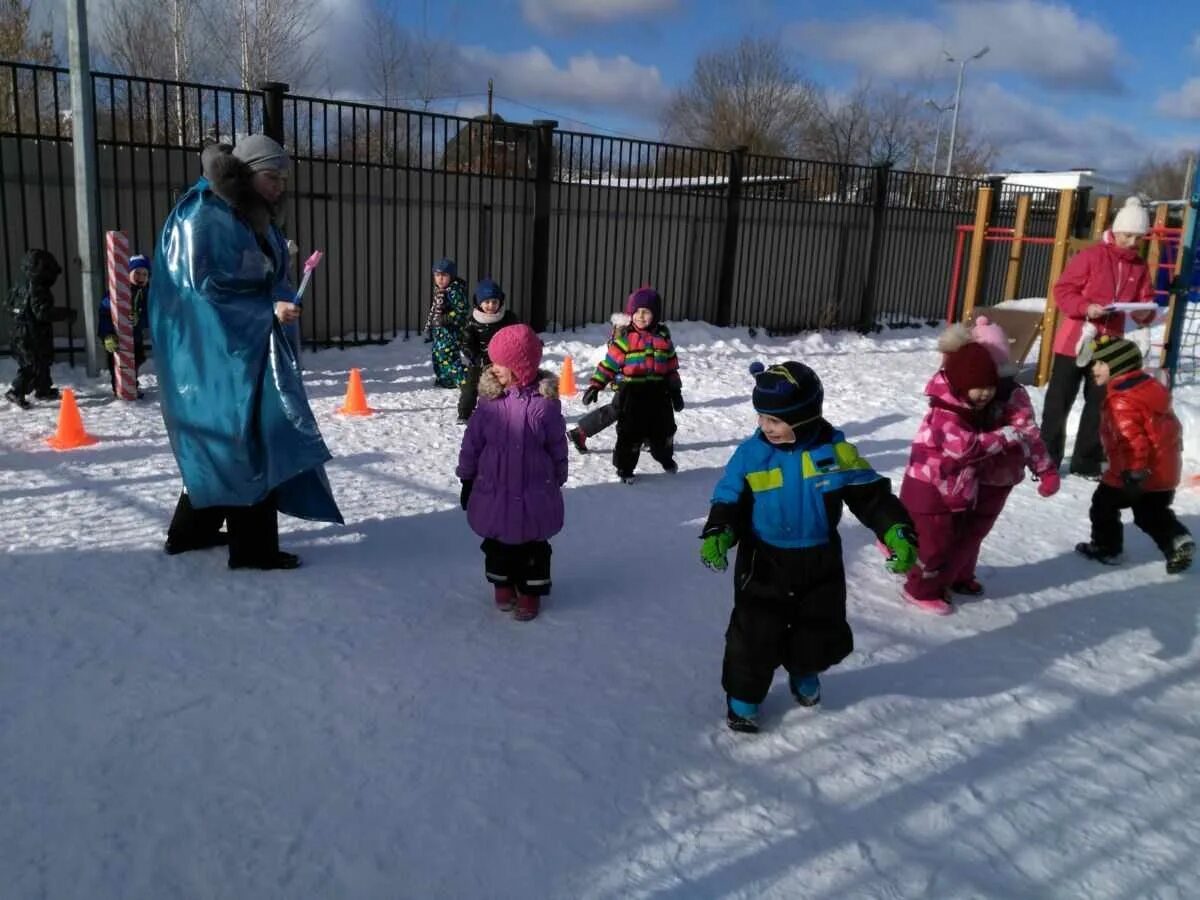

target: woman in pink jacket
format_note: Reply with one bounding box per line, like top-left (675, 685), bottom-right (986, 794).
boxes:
top-left (899, 339), bottom-right (1025, 614)
top-left (1041, 197), bottom-right (1156, 478)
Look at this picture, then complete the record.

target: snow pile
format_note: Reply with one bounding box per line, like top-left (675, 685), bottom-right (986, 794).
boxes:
top-left (1, 325), bottom-right (1198, 899)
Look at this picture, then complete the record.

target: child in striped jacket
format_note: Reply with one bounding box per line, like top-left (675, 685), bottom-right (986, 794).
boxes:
top-left (584, 287), bottom-right (683, 483)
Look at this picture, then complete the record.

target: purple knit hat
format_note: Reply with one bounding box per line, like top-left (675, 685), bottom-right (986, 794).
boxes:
top-left (487, 323), bottom-right (543, 387)
top-left (624, 287), bottom-right (661, 323)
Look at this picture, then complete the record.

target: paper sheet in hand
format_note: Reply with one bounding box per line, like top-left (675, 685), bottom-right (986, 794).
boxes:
top-left (1102, 302), bottom-right (1159, 313)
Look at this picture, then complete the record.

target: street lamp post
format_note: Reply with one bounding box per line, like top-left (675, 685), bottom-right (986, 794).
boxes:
top-left (924, 98), bottom-right (955, 175)
top-left (944, 46), bottom-right (989, 177)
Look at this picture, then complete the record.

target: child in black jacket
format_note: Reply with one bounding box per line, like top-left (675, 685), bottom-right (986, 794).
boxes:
top-left (6, 249), bottom-right (75, 409)
top-left (458, 278), bottom-right (519, 422)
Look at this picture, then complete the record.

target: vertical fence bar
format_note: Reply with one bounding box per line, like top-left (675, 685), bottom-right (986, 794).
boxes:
top-left (1037, 188), bottom-right (1077, 386)
top-left (714, 145), bottom-right (747, 327)
top-left (528, 119), bottom-right (556, 333)
top-left (857, 163), bottom-right (892, 331)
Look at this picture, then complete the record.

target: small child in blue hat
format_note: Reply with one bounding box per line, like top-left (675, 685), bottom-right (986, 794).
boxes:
top-left (700, 361), bottom-right (918, 733)
top-left (98, 253), bottom-right (150, 398)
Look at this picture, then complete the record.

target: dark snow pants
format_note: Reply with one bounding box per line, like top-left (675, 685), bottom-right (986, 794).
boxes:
top-left (481, 538), bottom-right (553, 596)
top-left (1089, 483), bottom-right (1190, 557)
top-left (167, 490), bottom-right (280, 565)
top-left (1040, 353), bottom-right (1105, 474)
top-left (613, 381), bottom-right (675, 476)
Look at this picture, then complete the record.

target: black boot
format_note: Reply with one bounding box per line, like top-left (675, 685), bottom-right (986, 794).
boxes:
top-left (1167, 537), bottom-right (1195, 575)
top-left (5, 389), bottom-right (31, 409)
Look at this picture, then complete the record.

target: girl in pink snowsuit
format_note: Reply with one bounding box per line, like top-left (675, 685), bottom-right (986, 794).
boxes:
top-left (900, 337), bottom-right (1025, 615)
top-left (952, 317), bottom-right (1060, 594)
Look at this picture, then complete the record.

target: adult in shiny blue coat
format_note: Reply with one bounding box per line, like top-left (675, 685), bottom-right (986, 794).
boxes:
top-left (149, 135), bottom-right (342, 570)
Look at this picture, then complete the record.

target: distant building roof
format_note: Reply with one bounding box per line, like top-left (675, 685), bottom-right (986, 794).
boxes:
top-left (991, 169), bottom-right (1133, 197)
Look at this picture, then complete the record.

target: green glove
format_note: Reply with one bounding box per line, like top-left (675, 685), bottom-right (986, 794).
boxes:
top-left (883, 524), bottom-right (918, 574)
top-left (700, 529), bottom-right (735, 572)
top-left (103, 335), bottom-right (118, 353)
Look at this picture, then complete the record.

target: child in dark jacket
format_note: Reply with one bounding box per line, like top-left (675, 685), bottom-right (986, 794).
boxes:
top-left (458, 278), bottom-right (519, 423)
top-left (427, 257), bottom-right (469, 389)
top-left (456, 324), bottom-right (569, 621)
top-left (99, 253), bottom-right (151, 397)
top-left (701, 362), bottom-right (917, 734)
top-left (5, 249), bottom-right (74, 409)
top-left (584, 287), bottom-right (683, 482)
top-left (1075, 336), bottom-right (1194, 574)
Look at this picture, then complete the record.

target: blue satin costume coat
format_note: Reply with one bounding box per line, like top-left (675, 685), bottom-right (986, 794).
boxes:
top-left (149, 175), bottom-right (343, 523)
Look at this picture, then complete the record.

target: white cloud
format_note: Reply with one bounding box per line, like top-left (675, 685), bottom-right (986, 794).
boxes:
top-left (1157, 78), bottom-right (1200, 118)
top-left (970, 82), bottom-right (1173, 175)
top-left (521, 0), bottom-right (678, 32)
top-left (458, 46), bottom-right (670, 118)
top-left (791, 0), bottom-right (1123, 92)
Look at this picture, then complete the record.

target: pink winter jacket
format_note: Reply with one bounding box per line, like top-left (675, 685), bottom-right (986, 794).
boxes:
top-left (902, 373), bottom-right (1019, 512)
top-left (979, 380), bottom-right (1055, 487)
top-left (1051, 233), bottom-right (1154, 358)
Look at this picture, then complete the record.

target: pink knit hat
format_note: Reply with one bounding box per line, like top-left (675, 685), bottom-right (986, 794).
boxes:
top-left (487, 323), bottom-right (543, 387)
top-left (972, 315), bottom-right (1016, 376)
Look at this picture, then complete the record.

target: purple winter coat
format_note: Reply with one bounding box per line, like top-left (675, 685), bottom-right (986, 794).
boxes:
top-left (456, 368), bottom-right (568, 544)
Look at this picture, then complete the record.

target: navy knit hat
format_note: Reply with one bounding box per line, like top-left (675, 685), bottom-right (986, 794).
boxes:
top-left (128, 254), bottom-right (150, 273)
top-left (474, 278), bottom-right (505, 307)
top-left (433, 257), bottom-right (456, 277)
top-left (750, 361), bottom-right (823, 429)
top-left (625, 287), bottom-right (661, 324)
top-left (1090, 335), bottom-right (1143, 377)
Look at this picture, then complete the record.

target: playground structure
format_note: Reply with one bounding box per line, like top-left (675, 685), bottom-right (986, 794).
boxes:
top-left (946, 186), bottom-right (1198, 387)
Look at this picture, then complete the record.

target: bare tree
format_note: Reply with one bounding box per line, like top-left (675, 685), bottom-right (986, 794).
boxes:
top-left (661, 37), bottom-right (818, 156)
top-left (203, 0), bottom-right (326, 91)
top-left (0, 0), bottom-right (57, 133)
top-left (1131, 151), bottom-right (1198, 201)
top-left (359, 0), bottom-right (459, 110)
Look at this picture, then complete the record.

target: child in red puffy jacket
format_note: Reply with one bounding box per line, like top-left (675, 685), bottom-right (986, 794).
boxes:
top-left (1075, 336), bottom-right (1194, 574)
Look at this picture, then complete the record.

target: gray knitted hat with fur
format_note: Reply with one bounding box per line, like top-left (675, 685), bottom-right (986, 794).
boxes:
top-left (233, 134), bottom-right (289, 172)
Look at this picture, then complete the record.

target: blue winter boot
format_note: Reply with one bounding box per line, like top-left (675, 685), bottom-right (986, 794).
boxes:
top-left (726, 697), bottom-right (760, 734)
top-left (790, 673), bottom-right (821, 707)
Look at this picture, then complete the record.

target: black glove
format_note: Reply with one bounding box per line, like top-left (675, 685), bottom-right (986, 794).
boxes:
top-left (460, 479), bottom-right (473, 510)
top-left (1121, 469), bottom-right (1149, 500)
top-left (581, 386), bottom-right (600, 406)
top-left (671, 390), bottom-right (685, 412)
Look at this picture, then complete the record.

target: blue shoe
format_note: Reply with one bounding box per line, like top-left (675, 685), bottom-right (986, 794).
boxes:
top-left (790, 673), bottom-right (821, 707)
top-left (726, 697), bottom-right (760, 733)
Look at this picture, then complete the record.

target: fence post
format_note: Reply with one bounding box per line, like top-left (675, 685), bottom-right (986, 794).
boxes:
top-left (258, 81), bottom-right (289, 143)
top-left (961, 184), bottom-right (994, 321)
top-left (1037, 188), bottom-right (1076, 387)
top-left (1003, 193), bottom-right (1031, 301)
top-left (528, 119), bottom-right (557, 333)
top-left (1164, 185), bottom-right (1198, 386)
top-left (1073, 186), bottom-right (1093, 237)
top-left (714, 145), bottom-right (747, 328)
top-left (67, 0), bottom-right (103, 376)
top-left (857, 163), bottom-right (891, 331)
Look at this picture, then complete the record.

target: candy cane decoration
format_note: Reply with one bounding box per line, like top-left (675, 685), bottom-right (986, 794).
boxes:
top-left (294, 250), bottom-right (323, 303)
top-left (105, 231), bottom-right (137, 401)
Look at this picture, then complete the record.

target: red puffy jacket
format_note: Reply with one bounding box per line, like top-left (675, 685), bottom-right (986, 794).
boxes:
top-left (1099, 371), bottom-right (1183, 491)
top-left (1052, 236), bottom-right (1154, 357)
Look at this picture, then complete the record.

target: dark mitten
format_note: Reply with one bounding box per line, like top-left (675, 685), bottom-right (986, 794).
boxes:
top-left (460, 479), bottom-right (473, 510)
top-left (671, 390), bottom-right (685, 412)
top-left (1121, 469), bottom-right (1149, 500)
top-left (581, 386), bottom-right (600, 405)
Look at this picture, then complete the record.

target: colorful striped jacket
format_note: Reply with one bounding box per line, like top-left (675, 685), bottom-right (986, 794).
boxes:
top-left (589, 324), bottom-right (681, 390)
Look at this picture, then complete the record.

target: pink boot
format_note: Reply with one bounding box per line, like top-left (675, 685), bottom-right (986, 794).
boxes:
top-left (494, 585), bottom-right (516, 612)
top-left (902, 587), bottom-right (953, 615)
top-left (513, 593), bottom-right (540, 622)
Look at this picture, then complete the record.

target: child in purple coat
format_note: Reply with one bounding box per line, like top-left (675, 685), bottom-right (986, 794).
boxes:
top-left (456, 323), bottom-right (569, 621)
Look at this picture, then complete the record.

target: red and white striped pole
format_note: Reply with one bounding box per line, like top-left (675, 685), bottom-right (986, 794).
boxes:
top-left (104, 231), bottom-right (136, 401)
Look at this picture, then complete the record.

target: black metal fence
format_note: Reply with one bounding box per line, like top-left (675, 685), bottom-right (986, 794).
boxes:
top-left (1, 61), bottom-right (1072, 359)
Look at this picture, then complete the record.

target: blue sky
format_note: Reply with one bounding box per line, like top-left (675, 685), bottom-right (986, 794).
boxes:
top-left (64, 0), bottom-right (1200, 175)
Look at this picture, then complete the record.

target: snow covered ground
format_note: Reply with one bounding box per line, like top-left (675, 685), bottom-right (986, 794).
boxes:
top-left (2, 323), bottom-right (1199, 900)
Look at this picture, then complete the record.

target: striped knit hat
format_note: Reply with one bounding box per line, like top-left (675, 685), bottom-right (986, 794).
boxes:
top-left (1090, 336), bottom-right (1142, 377)
top-left (749, 361), bottom-right (823, 429)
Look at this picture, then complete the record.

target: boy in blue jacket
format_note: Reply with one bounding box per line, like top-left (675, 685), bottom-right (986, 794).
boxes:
top-left (99, 253), bottom-right (150, 397)
top-left (701, 362), bottom-right (918, 733)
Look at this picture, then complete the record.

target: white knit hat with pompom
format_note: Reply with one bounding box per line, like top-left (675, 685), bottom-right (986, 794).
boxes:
top-left (1111, 196), bottom-right (1149, 235)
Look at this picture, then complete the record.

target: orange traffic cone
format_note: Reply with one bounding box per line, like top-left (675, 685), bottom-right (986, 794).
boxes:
top-left (46, 389), bottom-right (99, 450)
top-left (560, 355), bottom-right (577, 397)
top-left (338, 368), bottom-right (376, 416)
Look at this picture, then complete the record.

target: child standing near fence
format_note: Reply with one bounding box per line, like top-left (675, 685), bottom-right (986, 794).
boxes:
top-left (5, 249), bottom-right (74, 409)
top-left (427, 258), bottom-right (469, 389)
top-left (99, 253), bottom-right (150, 398)
top-left (585, 287), bottom-right (683, 483)
top-left (456, 324), bottom-right (569, 622)
top-left (458, 278), bottom-right (519, 423)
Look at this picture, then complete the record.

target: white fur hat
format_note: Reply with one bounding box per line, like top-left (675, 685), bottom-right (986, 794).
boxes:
top-left (1111, 196), bottom-right (1149, 235)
